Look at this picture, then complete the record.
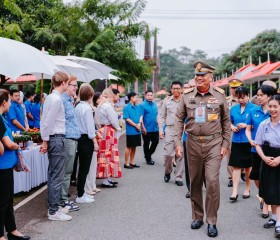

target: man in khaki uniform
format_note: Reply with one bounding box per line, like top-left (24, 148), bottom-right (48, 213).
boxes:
top-left (226, 79), bottom-right (244, 187)
top-left (174, 60), bottom-right (231, 238)
top-left (158, 81), bottom-right (184, 186)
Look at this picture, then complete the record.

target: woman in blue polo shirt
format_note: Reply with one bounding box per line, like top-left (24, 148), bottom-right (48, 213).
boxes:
top-left (246, 85), bottom-right (276, 216)
top-left (0, 89), bottom-right (30, 240)
top-left (123, 92), bottom-right (142, 169)
top-left (228, 87), bottom-right (256, 202)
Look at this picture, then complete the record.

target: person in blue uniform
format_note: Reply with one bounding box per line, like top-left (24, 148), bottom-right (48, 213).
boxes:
top-left (24, 91), bottom-right (35, 128)
top-left (228, 87), bottom-right (256, 202)
top-left (246, 84), bottom-right (276, 218)
top-left (140, 90), bottom-right (159, 165)
top-left (0, 89), bottom-right (30, 240)
top-left (31, 94), bottom-right (41, 129)
top-left (5, 89), bottom-right (26, 133)
top-left (123, 92), bottom-right (142, 169)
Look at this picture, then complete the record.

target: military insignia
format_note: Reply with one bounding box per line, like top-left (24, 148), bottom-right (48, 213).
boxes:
top-left (214, 87), bottom-right (225, 95)
top-left (196, 63), bottom-right (202, 72)
top-left (208, 114), bottom-right (218, 121)
top-left (189, 96), bottom-right (196, 104)
top-left (184, 87), bottom-right (194, 94)
top-left (208, 98), bottom-right (219, 104)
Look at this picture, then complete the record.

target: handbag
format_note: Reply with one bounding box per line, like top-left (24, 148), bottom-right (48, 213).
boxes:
top-left (14, 149), bottom-right (31, 172)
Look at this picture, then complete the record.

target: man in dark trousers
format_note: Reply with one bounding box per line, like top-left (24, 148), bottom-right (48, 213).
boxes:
top-left (140, 90), bottom-right (159, 165)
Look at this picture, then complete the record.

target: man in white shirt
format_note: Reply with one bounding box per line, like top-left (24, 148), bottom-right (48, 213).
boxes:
top-left (40, 71), bottom-right (72, 221)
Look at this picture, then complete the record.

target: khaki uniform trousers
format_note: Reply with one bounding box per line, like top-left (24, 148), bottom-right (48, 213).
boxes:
top-left (164, 126), bottom-right (184, 181)
top-left (187, 135), bottom-right (223, 224)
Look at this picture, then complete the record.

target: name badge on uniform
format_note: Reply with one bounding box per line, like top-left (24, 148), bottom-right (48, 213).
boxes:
top-left (195, 105), bottom-right (206, 123)
top-left (208, 114), bottom-right (218, 121)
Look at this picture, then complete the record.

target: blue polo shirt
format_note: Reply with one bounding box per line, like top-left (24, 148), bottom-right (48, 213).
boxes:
top-left (230, 102), bottom-right (256, 143)
top-left (0, 115), bottom-right (18, 169)
top-left (31, 102), bottom-right (41, 128)
top-left (62, 93), bottom-right (81, 139)
top-left (246, 106), bottom-right (270, 152)
top-left (123, 102), bottom-right (142, 135)
top-left (6, 101), bottom-right (25, 133)
top-left (140, 99), bottom-right (159, 133)
top-left (24, 99), bottom-right (33, 127)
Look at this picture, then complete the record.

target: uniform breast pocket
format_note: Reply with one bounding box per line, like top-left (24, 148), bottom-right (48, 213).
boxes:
top-left (206, 104), bottom-right (220, 121)
top-left (166, 104), bottom-right (174, 114)
top-left (186, 105), bottom-right (196, 119)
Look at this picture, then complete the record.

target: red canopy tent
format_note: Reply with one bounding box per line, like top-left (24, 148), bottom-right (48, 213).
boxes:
top-left (6, 74), bottom-right (37, 84)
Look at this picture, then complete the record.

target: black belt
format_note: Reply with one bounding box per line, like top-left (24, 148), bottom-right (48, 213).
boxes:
top-left (50, 134), bottom-right (65, 138)
top-left (189, 132), bottom-right (221, 141)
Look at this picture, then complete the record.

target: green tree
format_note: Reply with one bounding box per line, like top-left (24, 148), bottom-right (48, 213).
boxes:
top-left (215, 29), bottom-right (280, 77)
top-left (0, 0), bottom-right (152, 87)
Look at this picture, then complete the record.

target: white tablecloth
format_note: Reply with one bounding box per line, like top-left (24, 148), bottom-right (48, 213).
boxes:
top-left (14, 146), bottom-right (49, 194)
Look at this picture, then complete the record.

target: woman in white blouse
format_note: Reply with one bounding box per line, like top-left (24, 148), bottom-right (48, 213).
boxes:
top-left (75, 83), bottom-right (99, 203)
top-left (96, 88), bottom-right (122, 187)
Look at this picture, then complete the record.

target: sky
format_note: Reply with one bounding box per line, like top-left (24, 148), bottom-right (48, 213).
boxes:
top-left (138, 0), bottom-right (280, 58)
top-left (64, 0), bottom-right (280, 59)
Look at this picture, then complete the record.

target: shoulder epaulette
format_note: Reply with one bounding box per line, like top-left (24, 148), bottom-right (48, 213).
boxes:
top-left (214, 87), bottom-right (225, 95)
top-left (226, 96), bottom-right (231, 100)
top-left (184, 87), bottom-right (194, 94)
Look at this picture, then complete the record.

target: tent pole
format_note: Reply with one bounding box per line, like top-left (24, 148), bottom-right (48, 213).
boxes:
top-left (40, 73), bottom-right (44, 119)
top-left (250, 83), bottom-right (252, 98)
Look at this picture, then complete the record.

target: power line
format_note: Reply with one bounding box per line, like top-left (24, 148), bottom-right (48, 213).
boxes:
top-left (144, 9), bottom-right (280, 13)
top-left (140, 9), bottom-right (280, 20)
top-left (141, 15), bottom-right (280, 20)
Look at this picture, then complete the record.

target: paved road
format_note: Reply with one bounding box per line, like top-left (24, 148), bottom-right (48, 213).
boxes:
top-left (15, 135), bottom-right (273, 240)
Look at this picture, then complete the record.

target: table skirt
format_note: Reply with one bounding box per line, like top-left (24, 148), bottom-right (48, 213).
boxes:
top-left (13, 146), bottom-right (49, 194)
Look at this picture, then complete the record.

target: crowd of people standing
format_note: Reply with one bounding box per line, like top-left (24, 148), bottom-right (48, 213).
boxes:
top-left (0, 61), bottom-right (280, 239)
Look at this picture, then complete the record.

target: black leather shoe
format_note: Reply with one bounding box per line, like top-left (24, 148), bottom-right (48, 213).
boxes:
top-left (164, 174), bottom-right (170, 183)
top-left (124, 164), bottom-right (133, 169)
top-left (208, 224), bottom-right (218, 237)
top-left (264, 219), bottom-right (276, 228)
top-left (175, 181), bottom-right (183, 186)
top-left (101, 183), bottom-right (117, 188)
top-left (191, 220), bottom-right (204, 229)
top-left (275, 226), bottom-right (280, 238)
top-left (241, 173), bottom-right (246, 182)
top-left (146, 161), bottom-right (155, 165)
top-left (262, 213), bottom-right (269, 219)
top-left (108, 180), bottom-right (118, 185)
top-left (186, 192), bottom-right (190, 198)
top-left (7, 233), bottom-right (30, 240)
top-left (242, 192), bottom-right (250, 199)
top-left (229, 195), bottom-right (238, 202)
top-left (130, 163), bottom-right (140, 168)
top-left (227, 179), bottom-right (233, 187)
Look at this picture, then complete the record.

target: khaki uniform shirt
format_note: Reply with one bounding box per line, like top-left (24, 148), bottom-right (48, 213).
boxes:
top-left (226, 96), bottom-right (238, 109)
top-left (158, 95), bottom-right (181, 132)
top-left (174, 86), bottom-right (231, 149)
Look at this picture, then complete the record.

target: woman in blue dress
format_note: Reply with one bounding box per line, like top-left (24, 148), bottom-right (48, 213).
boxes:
top-left (0, 89), bottom-right (30, 240)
